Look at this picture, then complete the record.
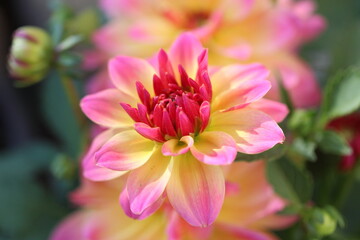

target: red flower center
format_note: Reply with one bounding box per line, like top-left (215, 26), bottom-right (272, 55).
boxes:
top-left (121, 50), bottom-right (212, 142)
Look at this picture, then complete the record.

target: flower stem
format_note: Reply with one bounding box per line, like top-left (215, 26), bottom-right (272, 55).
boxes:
top-left (60, 74), bottom-right (86, 128)
top-left (333, 160), bottom-right (360, 209)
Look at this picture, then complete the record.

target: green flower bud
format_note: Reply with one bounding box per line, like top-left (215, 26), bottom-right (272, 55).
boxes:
top-left (8, 26), bottom-right (53, 87)
top-left (307, 207), bottom-right (337, 237)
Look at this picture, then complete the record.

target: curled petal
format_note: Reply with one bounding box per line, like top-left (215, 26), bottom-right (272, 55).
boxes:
top-left (96, 130), bottom-right (155, 171)
top-left (120, 187), bottom-right (164, 220)
top-left (249, 99), bottom-right (289, 123)
top-left (126, 148), bottom-right (172, 215)
top-left (109, 56), bottom-right (156, 97)
top-left (82, 129), bottom-right (127, 181)
top-left (199, 101), bottom-right (211, 131)
top-left (162, 136), bottom-right (194, 156)
top-left (134, 123), bottom-right (165, 142)
top-left (209, 109), bottom-right (285, 154)
top-left (191, 131), bottom-right (237, 165)
top-left (80, 89), bottom-right (135, 128)
top-left (166, 154), bottom-right (225, 227)
top-left (169, 33), bottom-right (204, 80)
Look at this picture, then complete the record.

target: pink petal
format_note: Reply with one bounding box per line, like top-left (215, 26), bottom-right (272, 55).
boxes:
top-left (211, 64), bottom-right (271, 112)
top-left (200, 101), bottom-right (211, 131)
top-left (249, 99), bottom-right (289, 123)
top-left (190, 131), bottom-right (237, 165)
top-left (278, 58), bottom-right (321, 108)
top-left (108, 56), bottom-right (156, 98)
top-left (126, 148), bottom-right (172, 215)
top-left (167, 210), bottom-right (213, 240)
top-left (50, 211), bottom-right (88, 240)
top-left (134, 122), bottom-right (165, 142)
top-left (216, 223), bottom-right (277, 240)
top-left (216, 43), bottom-right (252, 61)
top-left (166, 154), bottom-right (225, 227)
top-left (96, 130), bottom-right (155, 171)
top-left (210, 109), bottom-right (285, 154)
top-left (85, 68), bottom-right (114, 94)
top-left (120, 187), bottom-right (164, 220)
top-left (162, 136), bottom-right (194, 156)
top-left (80, 89), bottom-right (135, 128)
top-left (168, 33), bottom-right (204, 80)
top-left (82, 129), bottom-right (127, 181)
top-left (265, 54), bottom-right (321, 108)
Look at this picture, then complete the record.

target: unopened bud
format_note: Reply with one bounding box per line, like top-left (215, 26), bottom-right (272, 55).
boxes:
top-left (8, 26), bottom-right (53, 87)
top-left (306, 207), bottom-right (337, 237)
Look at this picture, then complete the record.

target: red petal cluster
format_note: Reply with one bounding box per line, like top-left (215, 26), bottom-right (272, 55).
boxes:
top-left (121, 49), bottom-right (212, 142)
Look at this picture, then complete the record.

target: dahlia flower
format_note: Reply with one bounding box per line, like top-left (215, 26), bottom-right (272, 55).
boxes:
top-left (80, 33), bottom-right (287, 226)
top-left (51, 161), bottom-right (295, 240)
top-left (86, 0), bottom-right (325, 107)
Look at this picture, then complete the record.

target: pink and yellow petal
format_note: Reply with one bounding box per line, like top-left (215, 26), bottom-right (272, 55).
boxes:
top-left (167, 210), bottom-right (213, 240)
top-left (210, 64), bottom-right (271, 112)
top-left (80, 88), bottom-right (135, 129)
top-left (162, 136), bottom-right (194, 156)
top-left (214, 223), bottom-right (279, 240)
top-left (50, 211), bottom-right (90, 240)
top-left (168, 33), bottom-right (204, 80)
top-left (166, 153), bottom-right (225, 227)
top-left (191, 131), bottom-right (237, 165)
top-left (248, 99), bottom-right (288, 123)
top-left (96, 130), bottom-right (155, 171)
top-left (82, 129), bottom-right (127, 181)
top-left (126, 148), bottom-right (172, 215)
top-left (209, 109), bottom-right (284, 154)
top-left (120, 187), bottom-right (165, 220)
top-left (109, 56), bottom-right (156, 97)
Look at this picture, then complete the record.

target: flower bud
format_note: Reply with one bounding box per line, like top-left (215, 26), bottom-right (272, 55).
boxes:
top-left (8, 26), bottom-right (53, 87)
top-left (306, 207), bottom-right (337, 237)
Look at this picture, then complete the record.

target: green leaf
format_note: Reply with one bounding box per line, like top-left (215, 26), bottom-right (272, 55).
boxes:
top-left (288, 109), bottom-right (317, 137)
top-left (235, 143), bottom-right (286, 162)
top-left (322, 67), bottom-right (360, 122)
top-left (41, 70), bottom-right (84, 158)
top-left (48, 3), bottom-right (74, 44)
top-left (0, 141), bottom-right (70, 240)
top-left (266, 157), bottom-right (313, 205)
top-left (318, 130), bottom-right (352, 156)
top-left (58, 52), bottom-right (82, 67)
top-left (56, 35), bottom-right (83, 52)
top-left (325, 206), bottom-right (345, 228)
top-left (291, 137), bottom-right (317, 161)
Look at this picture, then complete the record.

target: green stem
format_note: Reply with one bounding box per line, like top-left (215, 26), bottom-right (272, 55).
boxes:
top-left (334, 160), bottom-right (360, 208)
top-left (60, 75), bottom-right (86, 128)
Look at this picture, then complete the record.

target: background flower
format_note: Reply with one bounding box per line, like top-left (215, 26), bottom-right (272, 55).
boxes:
top-left (85, 0), bottom-right (325, 107)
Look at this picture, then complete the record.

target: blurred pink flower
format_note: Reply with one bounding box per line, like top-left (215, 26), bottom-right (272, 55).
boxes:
top-left (86, 0), bottom-right (325, 107)
top-left (51, 161), bottom-right (295, 240)
top-left (80, 33), bottom-right (287, 226)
